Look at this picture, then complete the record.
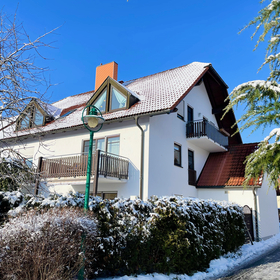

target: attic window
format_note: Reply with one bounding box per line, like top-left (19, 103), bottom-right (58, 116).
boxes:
top-left (59, 109), bottom-right (76, 119)
top-left (110, 86), bottom-right (126, 110)
top-left (89, 77), bottom-right (138, 114)
top-left (16, 105), bottom-right (45, 131)
top-left (94, 89), bottom-right (107, 113)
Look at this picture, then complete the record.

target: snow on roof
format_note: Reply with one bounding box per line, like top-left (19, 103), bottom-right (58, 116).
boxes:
top-left (37, 100), bottom-right (61, 119)
top-left (3, 62), bottom-right (211, 139)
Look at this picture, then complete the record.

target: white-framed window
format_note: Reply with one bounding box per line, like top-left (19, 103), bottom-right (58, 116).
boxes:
top-left (83, 135), bottom-right (120, 155)
top-left (174, 143), bottom-right (182, 167)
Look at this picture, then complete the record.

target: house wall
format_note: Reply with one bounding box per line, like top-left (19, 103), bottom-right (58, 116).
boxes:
top-left (256, 177), bottom-right (279, 239)
top-left (146, 81), bottom-right (217, 200)
top-left (197, 182), bottom-right (279, 240)
top-left (186, 81), bottom-right (218, 125)
top-left (2, 81), bottom-right (223, 201)
top-left (3, 119), bottom-right (147, 199)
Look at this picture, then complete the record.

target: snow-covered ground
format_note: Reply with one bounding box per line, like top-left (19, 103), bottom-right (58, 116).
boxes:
top-left (101, 231), bottom-right (280, 280)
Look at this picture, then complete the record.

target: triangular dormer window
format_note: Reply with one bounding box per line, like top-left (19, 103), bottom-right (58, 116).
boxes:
top-left (88, 77), bottom-right (140, 114)
top-left (15, 99), bottom-right (61, 131)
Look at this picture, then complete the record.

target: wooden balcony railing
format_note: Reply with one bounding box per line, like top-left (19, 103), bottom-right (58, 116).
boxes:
top-left (40, 150), bottom-right (129, 180)
top-left (186, 120), bottom-right (228, 148)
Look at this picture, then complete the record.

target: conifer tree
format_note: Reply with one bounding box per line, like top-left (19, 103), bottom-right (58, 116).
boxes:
top-left (223, 0), bottom-right (280, 188)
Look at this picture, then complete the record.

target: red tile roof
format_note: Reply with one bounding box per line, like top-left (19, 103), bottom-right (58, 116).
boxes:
top-left (197, 143), bottom-right (262, 187)
top-left (4, 62), bottom-right (211, 138)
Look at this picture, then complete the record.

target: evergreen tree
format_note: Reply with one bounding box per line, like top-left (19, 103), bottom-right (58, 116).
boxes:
top-left (223, 0), bottom-right (280, 188)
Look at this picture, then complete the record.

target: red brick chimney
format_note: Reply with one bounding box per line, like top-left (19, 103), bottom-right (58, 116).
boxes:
top-left (95, 61), bottom-right (118, 90)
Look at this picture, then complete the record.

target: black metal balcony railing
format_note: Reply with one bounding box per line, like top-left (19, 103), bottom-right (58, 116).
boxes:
top-left (186, 120), bottom-right (228, 147)
top-left (40, 151), bottom-right (129, 180)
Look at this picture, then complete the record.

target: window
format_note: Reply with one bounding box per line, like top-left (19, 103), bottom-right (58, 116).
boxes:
top-left (187, 106), bottom-right (193, 123)
top-left (88, 77), bottom-right (139, 114)
top-left (174, 143), bottom-right (182, 167)
top-left (33, 108), bottom-right (44, 126)
top-left (83, 136), bottom-right (120, 155)
top-left (187, 106), bottom-right (194, 135)
top-left (93, 89), bottom-right (107, 113)
top-left (59, 109), bottom-right (76, 119)
top-left (188, 150), bottom-right (194, 170)
top-left (110, 87), bottom-right (127, 110)
top-left (107, 136), bottom-right (120, 155)
top-left (17, 105), bottom-right (45, 131)
top-left (177, 101), bottom-right (184, 120)
top-left (97, 192), bottom-right (117, 200)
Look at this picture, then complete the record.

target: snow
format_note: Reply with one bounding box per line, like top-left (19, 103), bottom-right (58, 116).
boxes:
top-left (98, 231), bottom-right (280, 280)
top-left (1, 62), bottom-right (211, 140)
top-left (232, 80), bottom-right (280, 94)
top-left (2, 191), bottom-right (280, 279)
top-left (263, 127), bottom-right (280, 142)
top-left (270, 36), bottom-right (279, 43)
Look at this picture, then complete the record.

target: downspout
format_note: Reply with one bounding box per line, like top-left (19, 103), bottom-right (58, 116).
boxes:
top-left (135, 116), bottom-right (144, 200)
top-left (253, 187), bottom-right (260, 241)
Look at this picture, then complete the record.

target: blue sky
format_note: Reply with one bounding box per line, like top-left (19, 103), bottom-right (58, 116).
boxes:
top-left (1, 0), bottom-right (272, 143)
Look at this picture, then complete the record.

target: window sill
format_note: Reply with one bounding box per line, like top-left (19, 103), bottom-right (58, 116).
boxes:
top-left (174, 164), bottom-right (183, 168)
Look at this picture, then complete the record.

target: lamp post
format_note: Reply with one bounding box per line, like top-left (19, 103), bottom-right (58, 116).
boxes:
top-left (81, 104), bottom-right (104, 210)
top-left (78, 105), bottom-right (104, 280)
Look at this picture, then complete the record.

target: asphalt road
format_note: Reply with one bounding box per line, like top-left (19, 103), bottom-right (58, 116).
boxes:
top-left (218, 244), bottom-right (280, 280)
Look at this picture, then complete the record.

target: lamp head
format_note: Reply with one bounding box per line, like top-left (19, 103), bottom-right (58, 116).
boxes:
top-left (82, 105), bottom-right (105, 132)
top-left (83, 115), bottom-right (104, 128)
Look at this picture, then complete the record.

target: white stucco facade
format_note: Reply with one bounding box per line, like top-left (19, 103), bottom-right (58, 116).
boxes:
top-left (1, 74), bottom-right (279, 241)
top-left (197, 181), bottom-right (279, 240)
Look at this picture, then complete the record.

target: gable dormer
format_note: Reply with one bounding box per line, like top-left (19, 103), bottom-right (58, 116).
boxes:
top-left (87, 76), bottom-right (140, 114)
top-left (15, 99), bottom-right (61, 131)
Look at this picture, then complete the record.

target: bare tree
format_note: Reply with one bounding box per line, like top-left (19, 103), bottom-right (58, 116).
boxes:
top-left (0, 9), bottom-right (58, 192)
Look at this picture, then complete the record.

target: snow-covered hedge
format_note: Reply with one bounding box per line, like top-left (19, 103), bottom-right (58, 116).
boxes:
top-left (0, 191), bottom-right (246, 278)
top-left (0, 207), bottom-right (97, 280)
top-left (0, 191), bottom-right (23, 223)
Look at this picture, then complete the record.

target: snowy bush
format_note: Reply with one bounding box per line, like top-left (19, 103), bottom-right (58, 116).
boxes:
top-left (86, 195), bottom-right (245, 277)
top-left (0, 207), bottom-right (97, 280)
top-left (0, 191), bottom-right (246, 277)
top-left (0, 191), bottom-right (23, 224)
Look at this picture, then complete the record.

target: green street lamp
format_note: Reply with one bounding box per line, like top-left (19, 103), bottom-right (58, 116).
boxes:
top-left (81, 104), bottom-right (104, 210)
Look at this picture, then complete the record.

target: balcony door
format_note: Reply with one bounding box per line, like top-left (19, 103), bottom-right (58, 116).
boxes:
top-left (187, 106), bottom-right (194, 136)
top-left (188, 150), bottom-right (196, 186)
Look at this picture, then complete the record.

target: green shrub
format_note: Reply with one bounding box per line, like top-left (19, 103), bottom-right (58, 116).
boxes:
top-left (0, 191), bottom-right (246, 278)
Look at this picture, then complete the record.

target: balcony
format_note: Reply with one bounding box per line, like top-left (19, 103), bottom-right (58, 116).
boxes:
top-left (39, 150), bottom-right (129, 181)
top-left (186, 120), bottom-right (228, 152)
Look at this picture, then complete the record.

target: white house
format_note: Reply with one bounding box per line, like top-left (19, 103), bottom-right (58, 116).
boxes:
top-left (1, 61), bottom-right (278, 240)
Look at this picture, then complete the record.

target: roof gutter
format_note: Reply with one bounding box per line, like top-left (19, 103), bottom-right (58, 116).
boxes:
top-left (134, 109), bottom-right (171, 200)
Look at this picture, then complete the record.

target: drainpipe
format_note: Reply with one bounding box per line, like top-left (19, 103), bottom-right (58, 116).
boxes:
top-left (253, 187), bottom-right (260, 241)
top-left (134, 109), bottom-right (172, 200)
top-left (135, 116), bottom-right (144, 200)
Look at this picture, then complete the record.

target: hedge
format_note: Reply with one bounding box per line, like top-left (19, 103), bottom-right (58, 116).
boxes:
top-left (0, 191), bottom-right (246, 278)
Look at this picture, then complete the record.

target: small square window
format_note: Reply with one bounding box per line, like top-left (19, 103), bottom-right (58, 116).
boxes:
top-left (174, 143), bottom-right (182, 167)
